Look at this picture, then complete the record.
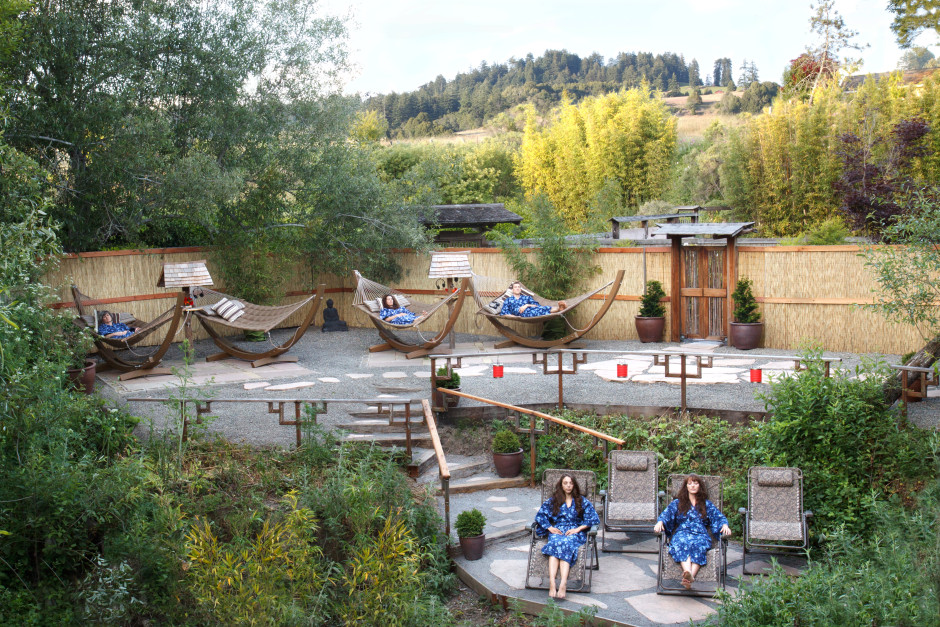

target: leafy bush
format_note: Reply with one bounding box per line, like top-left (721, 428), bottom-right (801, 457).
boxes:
top-left (455, 509), bottom-right (486, 538)
top-left (708, 453), bottom-right (940, 626)
top-left (638, 280), bottom-right (666, 318)
top-left (754, 351), bottom-right (933, 537)
top-left (492, 429), bottom-right (522, 454)
top-left (435, 366), bottom-right (460, 389)
top-left (731, 277), bottom-right (761, 323)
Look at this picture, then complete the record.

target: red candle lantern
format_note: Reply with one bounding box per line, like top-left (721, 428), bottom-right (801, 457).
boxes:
top-left (493, 364), bottom-right (504, 378)
top-left (616, 363), bottom-right (628, 378)
top-left (750, 368), bottom-right (762, 383)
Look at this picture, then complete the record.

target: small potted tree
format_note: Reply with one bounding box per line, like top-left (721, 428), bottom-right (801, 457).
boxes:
top-left (635, 280), bottom-right (666, 343)
top-left (492, 428), bottom-right (523, 478)
top-left (455, 508), bottom-right (486, 560)
top-left (729, 278), bottom-right (763, 350)
top-left (432, 366), bottom-right (461, 409)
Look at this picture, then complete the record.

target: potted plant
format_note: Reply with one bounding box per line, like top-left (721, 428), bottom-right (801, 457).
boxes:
top-left (455, 508), bottom-right (486, 560)
top-left (62, 317), bottom-right (96, 394)
top-left (635, 280), bottom-right (666, 343)
top-left (729, 278), bottom-right (763, 350)
top-left (432, 366), bottom-right (460, 409)
top-left (492, 428), bottom-right (523, 478)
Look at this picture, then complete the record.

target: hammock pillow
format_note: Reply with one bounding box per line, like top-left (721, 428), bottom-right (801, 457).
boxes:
top-left (213, 298), bottom-right (246, 322)
top-left (485, 290), bottom-right (511, 315)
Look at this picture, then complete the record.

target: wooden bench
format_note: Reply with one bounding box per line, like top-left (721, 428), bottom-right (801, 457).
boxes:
top-left (890, 364), bottom-right (939, 416)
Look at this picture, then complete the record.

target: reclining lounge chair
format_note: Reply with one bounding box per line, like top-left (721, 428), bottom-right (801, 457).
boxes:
top-left (600, 450), bottom-right (661, 553)
top-left (739, 466), bottom-right (812, 575)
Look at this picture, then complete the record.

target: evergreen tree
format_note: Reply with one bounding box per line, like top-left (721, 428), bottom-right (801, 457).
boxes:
top-left (688, 59), bottom-right (701, 87)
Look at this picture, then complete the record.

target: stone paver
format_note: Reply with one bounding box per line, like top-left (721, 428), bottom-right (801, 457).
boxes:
top-left (627, 593), bottom-right (716, 624)
top-left (491, 518), bottom-right (528, 528)
top-left (264, 381), bottom-right (315, 391)
top-left (492, 506), bottom-right (522, 514)
top-left (243, 381), bottom-right (270, 390)
top-left (318, 377), bottom-right (340, 383)
top-left (486, 496), bottom-right (508, 502)
top-left (346, 373), bottom-right (373, 379)
top-left (382, 371), bottom-right (407, 379)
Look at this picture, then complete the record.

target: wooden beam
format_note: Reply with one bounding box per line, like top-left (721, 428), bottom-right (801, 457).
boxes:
top-left (671, 236), bottom-right (683, 342)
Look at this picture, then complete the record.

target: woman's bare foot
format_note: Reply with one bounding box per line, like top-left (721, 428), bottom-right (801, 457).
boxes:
top-left (557, 584), bottom-right (567, 599)
top-left (557, 300), bottom-right (567, 311)
top-left (681, 570), bottom-right (693, 590)
top-left (548, 589), bottom-right (556, 598)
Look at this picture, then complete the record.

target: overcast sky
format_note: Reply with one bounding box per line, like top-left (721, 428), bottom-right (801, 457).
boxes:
top-left (320, 0), bottom-right (939, 96)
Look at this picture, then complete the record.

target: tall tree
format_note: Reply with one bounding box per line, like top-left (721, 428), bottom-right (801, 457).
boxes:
top-left (888, 0), bottom-right (940, 48)
top-left (803, 0), bottom-right (867, 100)
top-left (898, 46), bottom-right (937, 69)
top-left (688, 59), bottom-right (701, 87)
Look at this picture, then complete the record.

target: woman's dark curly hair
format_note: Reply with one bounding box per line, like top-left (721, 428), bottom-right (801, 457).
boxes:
top-left (550, 473), bottom-right (584, 518)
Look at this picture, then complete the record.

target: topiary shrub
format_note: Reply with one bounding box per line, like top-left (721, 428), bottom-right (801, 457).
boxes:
top-left (435, 366), bottom-right (460, 389)
top-left (454, 509), bottom-right (486, 538)
top-left (638, 280), bottom-right (666, 318)
top-left (731, 278), bottom-right (760, 323)
top-left (492, 429), bottom-right (522, 454)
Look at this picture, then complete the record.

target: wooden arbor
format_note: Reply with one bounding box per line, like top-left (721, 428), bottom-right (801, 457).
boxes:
top-left (654, 223), bottom-right (754, 342)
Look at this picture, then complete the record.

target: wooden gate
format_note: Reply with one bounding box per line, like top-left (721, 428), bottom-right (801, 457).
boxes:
top-left (680, 246), bottom-right (726, 340)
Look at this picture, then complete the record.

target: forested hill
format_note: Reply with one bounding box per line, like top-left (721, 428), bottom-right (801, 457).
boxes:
top-left (364, 49), bottom-right (747, 137)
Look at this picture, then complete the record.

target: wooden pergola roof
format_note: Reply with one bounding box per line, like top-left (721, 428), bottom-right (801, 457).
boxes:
top-left (422, 203), bottom-right (523, 228)
top-left (655, 222), bottom-right (755, 238)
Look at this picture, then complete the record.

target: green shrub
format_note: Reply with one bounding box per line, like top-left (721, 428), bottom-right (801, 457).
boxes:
top-left (455, 509), bottom-right (486, 538)
top-left (492, 429), bottom-right (522, 454)
top-left (755, 351), bottom-right (934, 537)
top-left (435, 366), bottom-right (460, 389)
top-left (638, 280), bottom-right (666, 317)
top-left (707, 455), bottom-right (940, 626)
top-left (731, 277), bottom-right (760, 323)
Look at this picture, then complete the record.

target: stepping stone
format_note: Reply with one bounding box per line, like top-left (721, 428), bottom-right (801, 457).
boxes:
top-left (567, 596), bottom-right (608, 610)
top-left (491, 518), bottom-right (527, 528)
top-left (487, 496), bottom-right (508, 502)
top-left (489, 559), bottom-right (527, 589)
top-left (243, 381), bottom-right (271, 390)
top-left (507, 543), bottom-right (530, 553)
top-left (589, 556), bottom-right (657, 592)
top-left (264, 381), bottom-right (315, 391)
top-left (503, 367), bottom-right (536, 374)
top-left (382, 372), bottom-right (407, 379)
top-left (491, 506), bottom-right (522, 514)
top-left (318, 377), bottom-right (340, 383)
top-left (626, 592), bottom-right (716, 623)
top-left (413, 372), bottom-right (431, 378)
top-left (346, 373), bottom-right (373, 379)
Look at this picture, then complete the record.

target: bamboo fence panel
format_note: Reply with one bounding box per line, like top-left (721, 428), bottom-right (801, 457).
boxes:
top-left (44, 245), bottom-right (933, 354)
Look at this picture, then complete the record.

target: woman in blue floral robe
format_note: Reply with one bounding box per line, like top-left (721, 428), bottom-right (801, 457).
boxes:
top-left (533, 473), bottom-right (599, 599)
top-left (97, 311), bottom-right (138, 339)
top-left (499, 282), bottom-right (566, 318)
top-left (654, 474), bottom-right (731, 589)
top-left (379, 294), bottom-right (426, 326)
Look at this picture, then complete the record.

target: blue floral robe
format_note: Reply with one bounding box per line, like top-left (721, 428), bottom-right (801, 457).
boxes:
top-left (657, 499), bottom-right (728, 566)
top-left (379, 306), bottom-right (417, 325)
top-left (500, 294), bottom-right (551, 318)
top-left (534, 496), bottom-right (600, 564)
top-left (98, 322), bottom-right (134, 339)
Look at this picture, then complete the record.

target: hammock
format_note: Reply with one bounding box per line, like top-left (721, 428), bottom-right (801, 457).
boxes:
top-left (191, 285), bottom-right (325, 368)
top-left (353, 270), bottom-right (469, 359)
top-left (71, 285), bottom-right (186, 381)
top-left (470, 270), bottom-right (625, 349)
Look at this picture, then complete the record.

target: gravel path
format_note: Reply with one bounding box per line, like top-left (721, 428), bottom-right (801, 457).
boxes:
top-left (95, 327), bottom-right (940, 446)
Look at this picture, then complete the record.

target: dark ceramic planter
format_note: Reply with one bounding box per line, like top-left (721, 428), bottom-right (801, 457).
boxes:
top-left (729, 322), bottom-right (764, 350)
top-left (66, 358), bottom-right (96, 394)
top-left (459, 534), bottom-right (485, 561)
top-left (432, 387), bottom-right (460, 409)
top-left (493, 449), bottom-right (523, 478)
top-left (635, 316), bottom-right (666, 343)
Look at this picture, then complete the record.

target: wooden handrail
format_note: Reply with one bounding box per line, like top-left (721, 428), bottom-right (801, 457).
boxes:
top-left (436, 388), bottom-right (625, 446)
top-left (421, 399), bottom-right (450, 480)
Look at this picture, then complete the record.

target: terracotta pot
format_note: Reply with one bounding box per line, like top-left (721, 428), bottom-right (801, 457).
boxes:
top-left (635, 316), bottom-right (665, 343)
top-left (432, 387), bottom-right (460, 409)
top-left (493, 449), bottom-right (523, 478)
top-left (459, 534), bottom-right (485, 561)
top-left (66, 358), bottom-right (96, 394)
top-left (729, 322), bottom-right (764, 350)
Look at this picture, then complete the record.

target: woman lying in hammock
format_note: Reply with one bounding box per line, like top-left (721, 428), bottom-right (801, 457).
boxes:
top-left (379, 295), bottom-right (428, 326)
top-left (97, 311), bottom-right (139, 339)
top-left (499, 282), bottom-right (567, 318)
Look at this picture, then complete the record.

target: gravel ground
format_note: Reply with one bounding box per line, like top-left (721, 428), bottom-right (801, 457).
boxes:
top-left (96, 326), bottom-right (940, 446)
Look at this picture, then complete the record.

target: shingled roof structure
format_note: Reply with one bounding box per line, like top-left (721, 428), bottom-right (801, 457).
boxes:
top-left (422, 203), bottom-right (523, 247)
